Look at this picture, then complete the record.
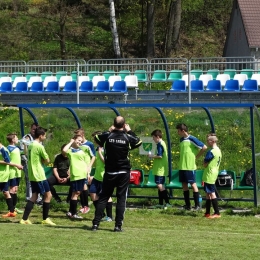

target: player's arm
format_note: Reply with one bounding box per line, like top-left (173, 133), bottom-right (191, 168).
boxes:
top-left (98, 147), bottom-right (105, 163)
top-left (63, 139), bottom-right (74, 154)
top-left (196, 144), bottom-right (207, 160)
top-left (203, 150), bottom-right (214, 167)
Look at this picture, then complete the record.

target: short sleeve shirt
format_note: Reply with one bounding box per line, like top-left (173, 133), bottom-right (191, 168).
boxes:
top-left (152, 140), bottom-right (168, 177)
top-left (7, 145), bottom-right (22, 179)
top-left (93, 147), bottom-right (105, 181)
top-left (0, 147), bottom-right (10, 183)
top-left (53, 153), bottom-right (70, 178)
top-left (28, 141), bottom-right (49, 182)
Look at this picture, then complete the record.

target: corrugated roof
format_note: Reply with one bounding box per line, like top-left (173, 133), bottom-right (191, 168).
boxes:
top-left (238, 0), bottom-right (260, 47)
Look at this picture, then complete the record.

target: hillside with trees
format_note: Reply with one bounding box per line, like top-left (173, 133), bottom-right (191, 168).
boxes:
top-left (0, 0), bottom-right (233, 61)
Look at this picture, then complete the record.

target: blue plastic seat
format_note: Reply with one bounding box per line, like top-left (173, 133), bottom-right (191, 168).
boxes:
top-left (205, 80), bottom-right (222, 91)
top-left (0, 82), bottom-right (12, 92)
top-left (241, 79), bottom-right (258, 91)
top-left (223, 79), bottom-right (240, 91)
top-left (111, 81), bottom-right (127, 92)
top-left (13, 82), bottom-right (28, 92)
top-left (170, 80), bottom-right (186, 91)
top-left (190, 80), bottom-right (204, 91)
top-left (62, 81), bottom-right (77, 92)
top-left (79, 81), bottom-right (93, 92)
top-left (30, 82), bottom-right (44, 92)
top-left (95, 81), bottom-right (109, 92)
top-left (45, 81), bottom-right (60, 92)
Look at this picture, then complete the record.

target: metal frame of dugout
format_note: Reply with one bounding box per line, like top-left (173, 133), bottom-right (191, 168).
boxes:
top-left (17, 103), bottom-right (260, 206)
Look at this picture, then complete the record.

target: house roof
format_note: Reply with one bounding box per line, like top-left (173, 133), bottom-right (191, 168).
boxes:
top-left (238, 0), bottom-right (260, 47)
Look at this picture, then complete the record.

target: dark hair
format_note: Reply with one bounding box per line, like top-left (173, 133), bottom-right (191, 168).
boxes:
top-left (6, 133), bottom-right (17, 143)
top-left (60, 144), bottom-right (67, 151)
top-left (31, 122), bottom-right (39, 128)
top-left (34, 127), bottom-right (47, 138)
top-left (151, 129), bottom-right (162, 138)
top-left (114, 116), bottom-right (125, 129)
top-left (176, 123), bottom-right (188, 132)
top-left (91, 131), bottom-right (102, 137)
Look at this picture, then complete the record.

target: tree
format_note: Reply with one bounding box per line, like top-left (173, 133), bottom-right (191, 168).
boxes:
top-left (109, 0), bottom-right (121, 58)
top-left (146, 0), bottom-right (155, 58)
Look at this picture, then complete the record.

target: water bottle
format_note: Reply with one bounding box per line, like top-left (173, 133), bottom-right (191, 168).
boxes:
top-left (148, 151), bottom-right (152, 160)
top-left (220, 169), bottom-right (227, 175)
top-left (199, 194), bottom-right (202, 208)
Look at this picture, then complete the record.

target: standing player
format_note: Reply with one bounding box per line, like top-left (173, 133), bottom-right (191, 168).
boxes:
top-left (202, 133), bottom-right (222, 218)
top-left (7, 133), bottom-right (24, 214)
top-left (20, 127), bottom-right (56, 225)
top-left (0, 141), bottom-right (23, 218)
top-left (176, 123), bottom-right (207, 210)
top-left (149, 129), bottom-right (171, 209)
top-left (63, 134), bottom-right (89, 219)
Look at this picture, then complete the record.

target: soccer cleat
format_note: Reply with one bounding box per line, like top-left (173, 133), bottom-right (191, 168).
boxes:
top-left (91, 225), bottom-right (98, 231)
top-left (164, 203), bottom-right (172, 209)
top-left (114, 226), bottom-right (123, 232)
top-left (15, 208), bottom-right (24, 214)
top-left (66, 212), bottom-right (72, 218)
top-left (2, 211), bottom-right (17, 218)
top-left (101, 216), bottom-right (113, 222)
top-left (79, 206), bottom-right (90, 214)
top-left (20, 219), bottom-right (32, 225)
top-left (182, 205), bottom-right (191, 210)
top-left (71, 214), bottom-right (83, 220)
top-left (204, 213), bottom-right (210, 218)
top-left (42, 218), bottom-right (56, 226)
top-left (192, 206), bottom-right (201, 211)
top-left (207, 214), bottom-right (221, 219)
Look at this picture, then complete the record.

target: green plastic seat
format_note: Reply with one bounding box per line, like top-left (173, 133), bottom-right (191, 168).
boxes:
top-left (71, 71), bottom-right (82, 81)
top-left (41, 71), bottom-right (53, 81)
top-left (56, 71), bottom-right (67, 81)
top-left (191, 69), bottom-right (203, 79)
top-left (87, 71), bottom-right (99, 80)
top-left (26, 71), bottom-right (38, 81)
top-left (0, 72), bottom-right (9, 78)
top-left (11, 71), bottom-right (24, 81)
top-left (103, 70), bottom-right (115, 80)
top-left (44, 166), bottom-right (53, 179)
top-left (165, 170), bottom-right (182, 189)
top-left (241, 69), bottom-right (254, 78)
top-left (118, 70), bottom-right (130, 80)
top-left (224, 69), bottom-right (236, 79)
top-left (167, 70), bottom-right (183, 81)
top-left (151, 70), bottom-right (167, 81)
top-left (134, 70), bottom-right (148, 82)
top-left (207, 69), bottom-right (219, 79)
top-left (237, 171), bottom-right (254, 190)
top-left (195, 170), bottom-right (204, 189)
top-left (143, 170), bottom-right (157, 188)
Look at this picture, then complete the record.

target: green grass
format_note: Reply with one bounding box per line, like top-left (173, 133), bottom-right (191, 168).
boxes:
top-left (1, 202), bottom-right (260, 260)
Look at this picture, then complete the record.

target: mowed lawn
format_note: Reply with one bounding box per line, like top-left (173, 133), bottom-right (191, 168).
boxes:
top-left (0, 204), bottom-right (260, 260)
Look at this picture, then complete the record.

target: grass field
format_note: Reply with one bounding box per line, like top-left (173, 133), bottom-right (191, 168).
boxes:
top-left (1, 201), bottom-right (260, 260)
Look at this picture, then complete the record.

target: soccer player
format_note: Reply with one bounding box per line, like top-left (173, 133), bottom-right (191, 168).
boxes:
top-left (176, 123), bottom-right (207, 210)
top-left (202, 133), bottom-right (222, 218)
top-left (20, 127), bottom-right (56, 225)
top-left (149, 129), bottom-right (171, 209)
top-left (7, 133), bottom-right (24, 214)
top-left (0, 141), bottom-right (23, 218)
top-left (63, 134), bottom-right (89, 220)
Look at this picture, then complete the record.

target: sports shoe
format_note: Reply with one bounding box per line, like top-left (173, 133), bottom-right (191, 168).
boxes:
top-left (182, 205), bottom-right (191, 210)
top-left (91, 225), bottom-right (98, 231)
top-left (101, 216), bottom-right (113, 222)
top-left (15, 208), bottom-right (24, 214)
top-left (36, 200), bottom-right (43, 207)
top-left (20, 219), bottom-right (32, 225)
top-left (207, 214), bottom-right (221, 219)
top-left (204, 213), bottom-right (210, 218)
top-left (150, 204), bottom-right (164, 209)
top-left (66, 212), bottom-right (72, 218)
top-left (164, 203), bottom-right (172, 209)
top-left (71, 214), bottom-right (83, 220)
top-left (192, 206), bottom-right (201, 211)
top-left (79, 206), bottom-right (90, 214)
top-left (42, 218), bottom-right (56, 226)
top-left (2, 211), bottom-right (17, 218)
top-left (114, 226), bottom-right (123, 232)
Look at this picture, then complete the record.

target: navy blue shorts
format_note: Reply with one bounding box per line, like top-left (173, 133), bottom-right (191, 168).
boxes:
top-left (0, 182), bottom-right (9, 192)
top-left (84, 178), bottom-right (88, 185)
top-left (203, 183), bottom-right (216, 193)
top-left (9, 177), bottom-right (21, 187)
top-left (70, 179), bottom-right (85, 192)
top-left (89, 178), bottom-right (103, 195)
top-left (179, 170), bottom-right (196, 184)
top-left (31, 180), bottom-right (50, 195)
top-left (155, 176), bottom-right (165, 185)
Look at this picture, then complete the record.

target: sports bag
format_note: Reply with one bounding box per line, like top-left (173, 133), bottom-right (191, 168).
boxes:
top-left (129, 170), bottom-right (142, 185)
top-left (244, 168), bottom-right (254, 186)
top-left (215, 174), bottom-right (233, 189)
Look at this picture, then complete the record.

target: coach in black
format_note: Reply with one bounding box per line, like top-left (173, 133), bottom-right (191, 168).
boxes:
top-left (91, 116), bottom-right (142, 232)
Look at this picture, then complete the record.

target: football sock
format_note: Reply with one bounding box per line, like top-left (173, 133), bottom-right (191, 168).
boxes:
top-left (162, 190), bottom-right (170, 204)
top-left (82, 190), bottom-right (89, 207)
top-left (43, 202), bottom-right (50, 220)
top-left (70, 199), bottom-right (78, 215)
top-left (205, 199), bottom-right (211, 214)
top-left (158, 190), bottom-right (163, 205)
top-left (193, 192), bottom-right (199, 207)
top-left (183, 190), bottom-right (190, 207)
top-left (211, 198), bottom-right (220, 215)
top-left (93, 200), bottom-right (98, 209)
top-left (6, 197), bottom-right (15, 213)
top-left (22, 200), bottom-right (34, 220)
top-left (106, 201), bottom-right (113, 219)
top-left (10, 193), bottom-right (17, 208)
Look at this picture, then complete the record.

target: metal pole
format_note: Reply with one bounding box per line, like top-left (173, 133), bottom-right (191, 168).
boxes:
top-left (76, 62), bottom-right (79, 104)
